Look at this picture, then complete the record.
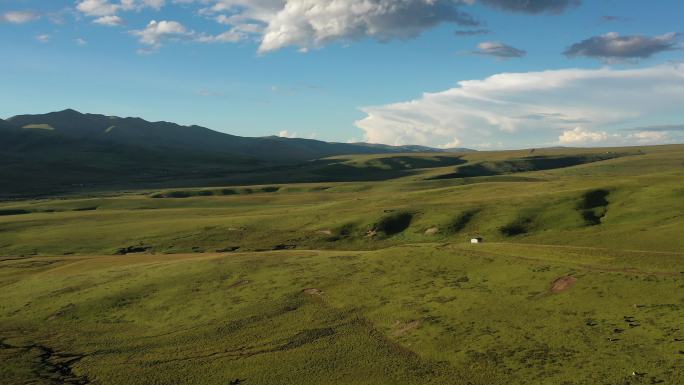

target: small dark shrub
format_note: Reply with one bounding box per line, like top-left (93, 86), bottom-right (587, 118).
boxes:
top-left (375, 212), bottom-right (413, 236)
top-left (448, 210), bottom-right (478, 233)
top-left (0, 209), bottom-right (30, 216)
top-left (500, 217), bottom-right (533, 236)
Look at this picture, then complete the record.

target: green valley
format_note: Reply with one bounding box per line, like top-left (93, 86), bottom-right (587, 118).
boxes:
top-left (1, 144), bottom-right (683, 384)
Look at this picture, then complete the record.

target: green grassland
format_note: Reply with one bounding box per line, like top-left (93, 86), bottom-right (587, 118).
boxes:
top-left (1, 145), bottom-right (683, 384)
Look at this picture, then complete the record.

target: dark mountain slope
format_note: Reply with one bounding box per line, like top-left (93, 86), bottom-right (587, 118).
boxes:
top-left (0, 118), bottom-right (18, 131)
top-left (0, 124), bottom-right (261, 197)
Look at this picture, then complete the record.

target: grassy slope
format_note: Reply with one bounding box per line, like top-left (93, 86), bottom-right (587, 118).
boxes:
top-left (0, 144), bottom-right (683, 384)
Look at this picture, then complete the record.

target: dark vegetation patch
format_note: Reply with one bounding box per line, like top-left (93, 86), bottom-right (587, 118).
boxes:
top-left (0, 339), bottom-right (89, 385)
top-left (72, 206), bottom-right (98, 211)
top-left (216, 246), bottom-right (240, 253)
top-left (373, 212), bottom-right (414, 237)
top-left (429, 154), bottom-right (627, 180)
top-left (261, 186), bottom-right (280, 193)
top-left (578, 189), bottom-right (610, 226)
top-left (500, 217), bottom-right (534, 237)
top-left (151, 190), bottom-right (212, 198)
top-left (579, 189), bottom-right (609, 210)
top-left (273, 244), bottom-right (296, 250)
top-left (447, 210), bottom-right (479, 233)
top-left (151, 190), bottom-right (195, 199)
top-left (326, 223), bottom-right (357, 242)
top-left (151, 186), bottom-right (281, 198)
top-left (0, 209), bottom-right (31, 216)
top-left (115, 244), bottom-right (152, 255)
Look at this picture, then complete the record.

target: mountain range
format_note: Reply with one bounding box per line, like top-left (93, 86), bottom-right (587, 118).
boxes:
top-left (4, 109), bottom-right (471, 161)
top-left (0, 109), bottom-right (474, 198)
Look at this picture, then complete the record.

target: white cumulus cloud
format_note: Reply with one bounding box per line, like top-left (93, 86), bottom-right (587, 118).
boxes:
top-left (132, 20), bottom-right (192, 48)
top-left (36, 34), bottom-right (51, 43)
top-left (558, 127), bottom-right (608, 144)
top-left (196, 0), bottom-right (479, 53)
top-left (627, 131), bottom-right (668, 142)
top-left (472, 41), bottom-right (526, 58)
top-left (94, 15), bottom-right (124, 26)
top-left (66, 0), bottom-right (585, 52)
top-left (277, 130), bottom-right (297, 138)
top-left (76, 0), bottom-right (166, 19)
top-left (77, 0), bottom-right (120, 16)
top-left (258, 0), bottom-right (478, 53)
top-left (356, 64), bottom-right (684, 148)
top-left (188, 0), bottom-right (579, 53)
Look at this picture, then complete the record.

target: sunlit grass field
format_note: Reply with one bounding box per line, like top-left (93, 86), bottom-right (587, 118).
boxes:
top-left (1, 145), bottom-right (683, 384)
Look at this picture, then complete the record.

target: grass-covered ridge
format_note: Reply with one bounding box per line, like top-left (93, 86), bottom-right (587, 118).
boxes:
top-left (1, 144), bottom-right (683, 384)
top-left (428, 152), bottom-right (633, 180)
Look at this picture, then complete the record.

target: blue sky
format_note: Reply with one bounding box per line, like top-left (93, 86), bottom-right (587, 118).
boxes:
top-left (1, 0), bottom-right (683, 149)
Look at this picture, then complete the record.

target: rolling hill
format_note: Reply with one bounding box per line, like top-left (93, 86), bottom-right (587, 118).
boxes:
top-left (0, 144), bottom-right (682, 385)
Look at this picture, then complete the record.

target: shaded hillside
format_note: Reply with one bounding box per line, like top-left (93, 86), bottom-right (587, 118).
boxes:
top-left (0, 118), bottom-right (17, 130)
top-left (428, 153), bottom-right (632, 180)
top-left (0, 125), bottom-right (259, 198)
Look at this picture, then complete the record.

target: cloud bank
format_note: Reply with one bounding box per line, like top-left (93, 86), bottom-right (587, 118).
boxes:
top-left (2, 10), bottom-right (41, 24)
top-left (170, 0), bottom-right (578, 52)
top-left (480, 0), bottom-right (580, 14)
top-left (210, 0), bottom-right (481, 53)
top-left (94, 15), bottom-right (124, 26)
top-left (472, 41), bottom-right (526, 58)
top-left (565, 32), bottom-right (681, 61)
top-left (64, 0), bottom-right (584, 52)
top-left (455, 29), bottom-right (490, 36)
top-left (76, 0), bottom-right (166, 20)
top-left (356, 64), bottom-right (684, 148)
top-left (132, 20), bottom-right (192, 51)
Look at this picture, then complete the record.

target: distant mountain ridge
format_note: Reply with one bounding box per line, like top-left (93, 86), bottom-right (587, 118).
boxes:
top-left (0, 109), bottom-right (475, 198)
top-left (7, 109), bottom-right (475, 161)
